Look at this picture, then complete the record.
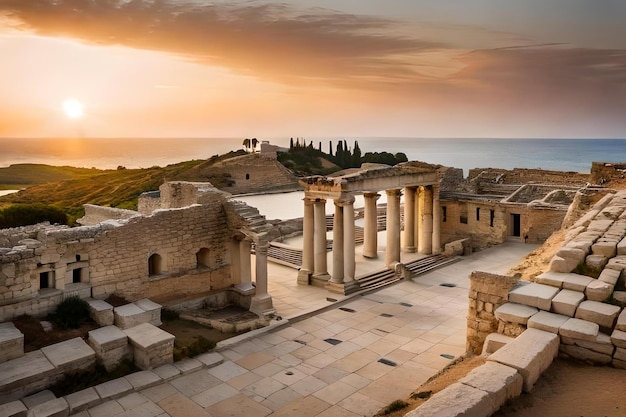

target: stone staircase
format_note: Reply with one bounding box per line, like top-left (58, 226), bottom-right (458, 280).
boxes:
top-left (490, 190), bottom-right (626, 368)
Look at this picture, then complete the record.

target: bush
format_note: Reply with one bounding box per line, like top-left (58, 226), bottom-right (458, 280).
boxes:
top-left (173, 335), bottom-right (216, 361)
top-left (49, 360), bottom-right (139, 397)
top-left (53, 296), bottom-right (91, 329)
top-left (382, 399), bottom-right (409, 414)
top-left (0, 203), bottom-right (68, 228)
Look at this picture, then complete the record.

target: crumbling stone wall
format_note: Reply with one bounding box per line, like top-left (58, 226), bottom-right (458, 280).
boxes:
top-left (468, 167), bottom-right (589, 187)
top-left (590, 162), bottom-right (626, 185)
top-left (77, 204), bottom-right (139, 226)
top-left (467, 271), bottom-right (520, 355)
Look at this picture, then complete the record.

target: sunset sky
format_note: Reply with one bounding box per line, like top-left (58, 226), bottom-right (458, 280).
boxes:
top-left (1, 0), bottom-right (625, 139)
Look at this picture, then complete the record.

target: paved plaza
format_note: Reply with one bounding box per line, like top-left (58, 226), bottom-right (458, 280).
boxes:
top-left (74, 241), bottom-right (537, 417)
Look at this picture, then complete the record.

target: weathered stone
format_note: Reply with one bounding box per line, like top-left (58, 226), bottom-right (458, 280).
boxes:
top-left (617, 235), bottom-right (626, 255)
top-left (549, 248), bottom-right (586, 273)
top-left (459, 362), bottom-right (523, 413)
top-left (64, 387), bottom-right (101, 413)
top-left (575, 300), bottom-right (621, 329)
top-left (21, 390), bottom-right (55, 408)
top-left (592, 241), bottom-right (617, 258)
top-left (86, 299), bottom-right (114, 326)
top-left (560, 344), bottom-right (612, 365)
top-left (611, 329), bottom-right (626, 349)
top-left (40, 338), bottom-right (96, 374)
top-left (123, 323), bottom-right (174, 370)
top-left (26, 397), bottom-right (69, 417)
top-left (87, 326), bottom-right (131, 372)
top-left (614, 347), bottom-right (626, 362)
top-left (482, 333), bottom-right (515, 355)
top-left (494, 303), bottom-right (538, 325)
top-left (0, 400), bottom-right (27, 417)
top-left (585, 254), bottom-right (608, 272)
top-left (134, 299), bottom-right (162, 326)
top-left (585, 280), bottom-right (613, 302)
top-left (587, 219), bottom-right (614, 233)
top-left (561, 332), bottom-right (614, 356)
top-left (598, 268), bottom-right (621, 285)
top-left (124, 370), bottom-right (161, 390)
top-left (617, 309), bottom-right (626, 331)
top-left (527, 311), bottom-right (569, 334)
top-left (560, 273), bottom-right (594, 292)
top-left (559, 318), bottom-right (599, 341)
top-left (508, 283), bottom-right (559, 311)
top-left (551, 289), bottom-right (584, 317)
top-left (404, 382), bottom-right (492, 417)
top-left (487, 328), bottom-right (559, 392)
top-left (0, 322), bottom-right (24, 363)
top-left (114, 303), bottom-right (152, 330)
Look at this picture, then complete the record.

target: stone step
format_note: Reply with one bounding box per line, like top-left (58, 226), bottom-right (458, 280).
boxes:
top-left (494, 303), bottom-right (538, 325)
top-left (551, 289), bottom-right (585, 317)
top-left (482, 333), bottom-right (515, 355)
top-left (527, 310), bottom-right (569, 334)
top-left (535, 271), bottom-right (594, 292)
top-left (574, 300), bottom-right (622, 329)
top-left (508, 282), bottom-right (560, 311)
top-left (0, 322), bottom-right (24, 364)
top-left (559, 317), bottom-right (599, 341)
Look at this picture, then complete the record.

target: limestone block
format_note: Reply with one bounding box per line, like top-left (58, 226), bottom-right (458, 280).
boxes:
top-left (618, 235), bottom-right (626, 255)
top-left (114, 303), bottom-right (152, 330)
top-left (575, 300), bottom-right (621, 329)
top-left (613, 358), bottom-right (626, 369)
top-left (588, 219), bottom-right (614, 233)
top-left (124, 370), bottom-right (161, 390)
top-left (615, 347), bottom-right (626, 362)
top-left (560, 332), bottom-right (615, 356)
top-left (560, 273), bottom-right (594, 292)
top-left (123, 323), bottom-right (174, 370)
top-left (536, 271), bottom-right (566, 289)
top-left (559, 318), bottom-right (599, 341)
top-left (404, 382), bottom-right (492, 417)
top-left (527, 311), bottom-right (569, 334)
top-left (614, 292), bottom-right (626, 307)
top-left (87, 326), bottom-right (131, 372)
top-left (0, 400), bottom-right (27, 417)
top-left (25, 398), bottom-right (68, 417)
top-left (482, 333), bottom-right (514, 355)
top-left (487, 328), bottom-right (559, 392)
top-left (22, 390), bottom-right (55, 408)
top-left (0, 322), bottom-right (24, 363)
top-left (592, 241), bottom-right (617, 258)
top-left (508, 283), bottom-right (559, 311)
top-left (605, 255), bottom-right (626, 274)
top-left (560, 344), bottom-right (612, 365)
top-left (494, 303), bottom-right (538, 325)
top-left (585, 280), bottom-right (613, 302)
top-left (459, 361), bottom-right (523, 412)
top-left (565, 240), bottom-right (593, 254)
top-left (94, 377), bottom-right (132, 400)
top-left (86, 299), bottom-right (114, 326)
top-left (551, 289), bottom-right (585, 317)
top-left (41, 337), bottom-right (96, 374)
top-left (135, 298), bottom-right (162, 326)
top-left (617, 309), bottom-right (626, 331)
top-left (585, 254), bottom-right (608, 272)
top-left (599, 268), bottom-right (621, 286)
top-left (0, 351), bottom-right (56, 403)
top-left (549, 248), bottom-right (586, 273)
top-left (611, 329), bottom-right (626, 349)
top-left (64, 387), bottom-right (101, 413)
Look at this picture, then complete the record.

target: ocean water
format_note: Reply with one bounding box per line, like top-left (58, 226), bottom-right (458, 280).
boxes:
top-left (2, 137), bottom-right (625, 174)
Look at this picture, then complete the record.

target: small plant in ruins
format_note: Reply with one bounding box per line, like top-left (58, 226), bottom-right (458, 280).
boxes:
top-left (53, 296), bottom-right (91, 329)
top-left (382, 399), bottom-right (410, 414)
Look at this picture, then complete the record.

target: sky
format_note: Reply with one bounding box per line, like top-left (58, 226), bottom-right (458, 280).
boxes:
top-left (1, 0), bottom-right (625, 139)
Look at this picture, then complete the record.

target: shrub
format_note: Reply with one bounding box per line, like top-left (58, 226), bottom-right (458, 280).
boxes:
top-left (173, 335), bottom-right (216, 361)
top-left (382, 399), bottom-right (409, 414)
top-left (161, 308), bottom-right (180, 322)
top-left (53, 296), bottom-right (90, 329)
top-left (0, 203), bottom-right (68, 228)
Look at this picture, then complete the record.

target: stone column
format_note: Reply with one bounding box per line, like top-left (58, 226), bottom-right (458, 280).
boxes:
top-left (250, 239), bottom-right (275, 317)
top-left (403, 187), bottom-right (417, 252)
top-left (363, 192), bottom-right (380, 258)
top-left (419, 186), bottom-right (433, 254)
top-left (414, 187), bottom-right (421, 255)
top-left (330, 200), bottom-right (344, 284)
top-left (298, 197), bottom-right (315, 285)
top-left (432, 185), bottom-right (442, 254)
top-left (313, 198), bottom-right (329, 279)
top-left (236, 240), bottom-right (254, 292)
top-left (385, 189), bottom-right (402, 268)
top-left (343, 197), bottom-right (356, 283)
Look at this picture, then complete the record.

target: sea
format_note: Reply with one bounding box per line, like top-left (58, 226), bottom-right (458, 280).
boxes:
top-left (2, 137), bottom-right (625, 218)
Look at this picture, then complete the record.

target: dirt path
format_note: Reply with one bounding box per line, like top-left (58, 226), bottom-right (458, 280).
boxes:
top-left (494, 358), bottom-right (626, 417)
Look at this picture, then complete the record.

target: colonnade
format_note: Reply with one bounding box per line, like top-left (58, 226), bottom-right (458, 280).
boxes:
top-left (233, 237), bottom-right (274, 317)
top-left (297, 184), bottom-right (441, 293)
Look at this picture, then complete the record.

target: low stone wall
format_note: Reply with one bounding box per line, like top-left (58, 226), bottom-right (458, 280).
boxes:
top-left (467, 271), bottom-right (520, 355)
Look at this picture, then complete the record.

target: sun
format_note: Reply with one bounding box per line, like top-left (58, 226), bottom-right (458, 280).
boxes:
top-left (62, 98), bottom-right (84, 119)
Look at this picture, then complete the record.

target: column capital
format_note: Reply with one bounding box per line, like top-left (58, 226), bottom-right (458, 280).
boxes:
top-left (334, 195), bottom-right (355, 207)
top-left (385, 188), bottom-right (403, 197)
top-left (363, 192), bottom-right (381, 200)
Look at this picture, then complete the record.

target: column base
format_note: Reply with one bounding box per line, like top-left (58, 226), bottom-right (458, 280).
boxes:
top-left (325, 280), bottom-right (360, 295)
top-left (362, 251), bottom-right (378, 259)
top-left (403, 246), bottom-right (416, 253)
top-left (297, 269), bottom-right (312, 285)
top-left (311, 273), bottom-right (331, 288)
top-left (250, 294), bottom-right (275, 319)
top-left (233, 282), bottom-right (256, 295)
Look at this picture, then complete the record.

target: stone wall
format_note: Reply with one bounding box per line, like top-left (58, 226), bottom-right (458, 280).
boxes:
top-left (0, 183), bottom-right (253, 321)
top-left (467, 271), bottom-right (520, 355)
top-left (468, 167), bottom-right (589, 187)
top-left (77, 205), bottom-right (139, 226)
top-left (590, 162), bottom-right (626, 185)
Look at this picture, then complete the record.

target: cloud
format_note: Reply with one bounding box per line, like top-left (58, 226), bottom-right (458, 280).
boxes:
top-left (0, 0), bottom-right (443, 88)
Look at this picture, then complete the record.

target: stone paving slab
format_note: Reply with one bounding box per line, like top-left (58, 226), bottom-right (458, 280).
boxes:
top-left (527, 310), bottom-right (569, 334)
top-left (575, 300), bottom-right (621, 329)
top-left (94, 377), bottom-right (133, 400)
top-left (173, 358), bottom-right (203, 374)
top-left (124, 371), bottom-right (161, 390)
top-left (26, 397), bottom-right (68, 417)
top-left (487, 328), bottom-right (559, 392)
top-left (508, 282), bottom-right (559, 311)
top-left (494, 303), bottom-right (538, 325)
top-left (65, 387), bottom-right (101, 413)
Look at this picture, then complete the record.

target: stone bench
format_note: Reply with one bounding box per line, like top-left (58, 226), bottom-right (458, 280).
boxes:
top-left (487, 328), bottom-right (559, 392)
top-left (88, 326), bottom-right (132, 371)
top-left (0, 351), bottom-right (56, 403)
top-left (123, 323), bottom-right (174, 370)
top-left (86, 299), bottom-right (114, 326)
top-left (114, 299), bottom-right (162, 329)
top-left (0, 322), bottom-right (24, 363)
top-left (41, 337), bottom-right (96, 374)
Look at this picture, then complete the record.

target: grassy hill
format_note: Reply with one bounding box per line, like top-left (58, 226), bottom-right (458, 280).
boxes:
top-left (0, 164), bottom-right (98, 189)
